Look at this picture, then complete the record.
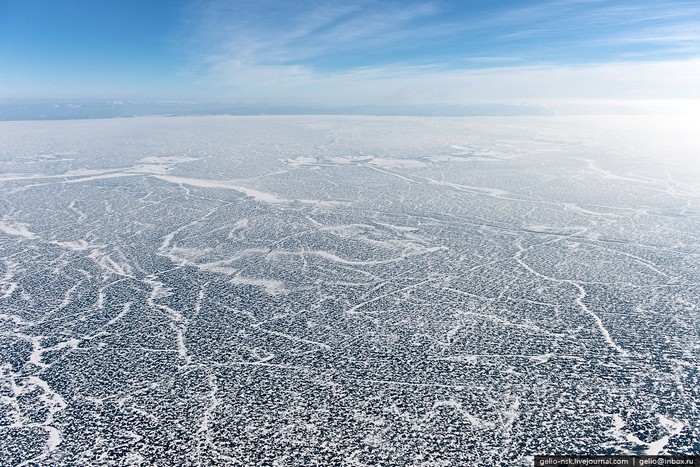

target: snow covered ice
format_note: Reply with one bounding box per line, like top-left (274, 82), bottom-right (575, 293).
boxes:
top-left (1, 115), bottom-right (699, 465)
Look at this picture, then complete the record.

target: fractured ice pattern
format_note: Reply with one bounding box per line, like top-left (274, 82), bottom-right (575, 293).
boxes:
top-left (0, 116), bottom-right (699, 465)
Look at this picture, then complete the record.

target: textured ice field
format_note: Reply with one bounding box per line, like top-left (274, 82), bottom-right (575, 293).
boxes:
top-left (0, 115), bottom-right (699, 465)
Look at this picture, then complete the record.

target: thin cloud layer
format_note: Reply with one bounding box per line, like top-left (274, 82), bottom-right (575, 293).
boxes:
top-left (179, 0), bottom-right (700, 108)
top-left (2, 0), bottom-right (700, 111)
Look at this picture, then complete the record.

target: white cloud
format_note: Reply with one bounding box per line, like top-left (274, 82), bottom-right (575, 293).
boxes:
top-left (183, 0), bottom-right (700, 110)
top-left (200, 58), bottom-right (700, 109)
top-left (189, 1), bottom-right (439, 66)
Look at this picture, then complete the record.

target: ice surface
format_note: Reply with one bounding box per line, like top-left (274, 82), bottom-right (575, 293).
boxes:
top-left (0, 115), bottom-right (699, 465)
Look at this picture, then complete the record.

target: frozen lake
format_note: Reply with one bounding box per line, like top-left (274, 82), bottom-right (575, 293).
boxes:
top-left (1, 115), bottom-right (699, 465)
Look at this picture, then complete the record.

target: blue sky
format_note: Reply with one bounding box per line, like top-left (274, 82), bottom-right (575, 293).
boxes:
top-left (1, 0), bottom-right (700, 109)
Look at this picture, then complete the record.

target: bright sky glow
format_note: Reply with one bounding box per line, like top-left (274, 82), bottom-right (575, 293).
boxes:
top-left (1, 0), bottom-right (699, 111)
